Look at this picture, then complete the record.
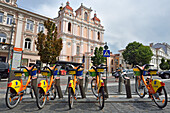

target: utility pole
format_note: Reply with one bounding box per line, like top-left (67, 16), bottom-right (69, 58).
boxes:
top-left (7, 22), bottom-right (16, 63)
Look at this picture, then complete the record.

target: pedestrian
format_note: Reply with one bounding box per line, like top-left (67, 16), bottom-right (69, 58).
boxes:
top-left (118, 64), bottom-right (123, 79)
top-left (115, 69), bottom-right (119, 82)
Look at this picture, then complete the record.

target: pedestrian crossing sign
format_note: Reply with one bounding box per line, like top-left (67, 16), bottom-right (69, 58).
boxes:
top-left (103, 50), bottom-right (110, 57)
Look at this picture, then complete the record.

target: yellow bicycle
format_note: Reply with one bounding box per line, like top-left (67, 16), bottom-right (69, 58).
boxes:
top-left (134, 64), bottom-right (168, 108)
top-left (67, 64), bottom-right (84, 109)
top-left (5, 64), bottom-right (38, 109)
top-left (89, 64), bottom-right (105, 109)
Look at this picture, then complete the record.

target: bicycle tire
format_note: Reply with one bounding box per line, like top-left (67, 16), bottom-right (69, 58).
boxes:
top-left (30, 87), bottom-right (35, 98)
top-left (91, 78), bottom-right (98, 97)
top-left (152, 86), bottom-right (168, 108)
top-left (36, 87), bottom-right (47, 109)
top-left (68, 87), bottom-right (74, 109)
top-left (135, 77), bottom-right (146, 98)
top-left (99, 86), bottom-right (105, 110)
top-left (5, 87), bottom-right (20, 109)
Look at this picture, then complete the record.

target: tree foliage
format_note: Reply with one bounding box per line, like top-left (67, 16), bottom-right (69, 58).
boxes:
top-left (122, 41), bottom-right (153, 67)
top-left (159, 58), bottom-right (170, 70)
top-left (91, 47), bottom-right (106, 66)
top-left (35, 19), bottom-right (63, 64)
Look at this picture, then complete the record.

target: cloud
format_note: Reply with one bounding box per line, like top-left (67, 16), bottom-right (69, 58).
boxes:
top-left (17, 0), bottom-right (170, 53)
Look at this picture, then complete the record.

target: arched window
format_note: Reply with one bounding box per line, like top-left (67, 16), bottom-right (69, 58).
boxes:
top-left (68, 22), bottom-right (71, 32)
top-left (98, 32), bottom-right (100, 40)
top-left (0, 33), bottom-right (6, 43)
top-left (59, 21), bottom-right (61, 32)
top-left (24, 38), bottom-right (31, 50)
top-left (84, 12), bottom-right (88, 21)
top-left (76, 46), bottom-right (80, 55)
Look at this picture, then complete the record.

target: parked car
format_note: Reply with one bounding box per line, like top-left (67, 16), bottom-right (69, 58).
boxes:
top-left (0, 62), bottom-right (9, 81)
top-left (159, 70), bottom-right (170, 79)
top-left (122, 69), bottom-right (135, 78)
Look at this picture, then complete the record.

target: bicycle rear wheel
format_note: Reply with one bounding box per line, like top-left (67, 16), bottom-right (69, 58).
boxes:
top-left (36, 88), bottom-right (47, 109)
top-left (68, 87), bottom-right (74, 109)
top-left (99, 86), bottom-right (104, 110)
top-left (135, 77), bottom-right (146, 98)
top-left (152, 86), bottom-right (168, 108)
top-left (91, 78), bottom-right (98, 97)
top-left (5, 87), bottom-right (20, 109)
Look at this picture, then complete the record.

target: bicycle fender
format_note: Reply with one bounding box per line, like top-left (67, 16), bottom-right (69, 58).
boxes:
top-left (38, 80), bottom-right (48, 93)
top-left (98, 80), bottom-right (104, 93)
top-left (68, 80), bottom-right (75, 93)
top-left (9, 80), bottom-right (21, 93)
top-left (151, 79), bottom-right (163, 93)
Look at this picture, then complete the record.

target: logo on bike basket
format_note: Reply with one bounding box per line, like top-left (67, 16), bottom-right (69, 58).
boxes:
top-left (44, 81), bottom-right (45, 85)
top-left (16, 81), bottom-right (18, 85)
top-left (154, 81), bottom-right (157, 85)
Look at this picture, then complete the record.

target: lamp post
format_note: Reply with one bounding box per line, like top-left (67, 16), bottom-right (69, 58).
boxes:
top-left (104, 42), bottom-right (108, 80)
top-left (7, 22), bottom-right (16, 63)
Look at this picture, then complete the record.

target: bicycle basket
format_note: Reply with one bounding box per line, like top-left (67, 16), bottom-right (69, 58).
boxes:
top-left (89, 69), bottom-right (96, 77)
top-left (23, 69), bottom-right (29, 77)
top-left (53, 68), bottom-right (58, 76)
top-left (148, 69), bottom-right (157, 75)
top-left (76, 69), bottom-right (83, 76)
top-left (97, 68), bottom-right (104, 73)
top-left (133, 68), bottom-right (140, 76)
top-left (31, 69), bottom-right (37, 76)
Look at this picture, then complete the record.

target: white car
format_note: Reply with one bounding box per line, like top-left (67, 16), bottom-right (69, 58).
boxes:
top-left (122, 69), bottom-right (134, 78)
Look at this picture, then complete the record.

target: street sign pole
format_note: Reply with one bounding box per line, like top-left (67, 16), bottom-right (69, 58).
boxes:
top-left (104, 42), bottom-right (109, 80)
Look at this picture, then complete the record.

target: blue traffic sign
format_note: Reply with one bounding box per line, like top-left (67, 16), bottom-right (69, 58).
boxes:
top-left (103, 50), bottom-right (110, 57)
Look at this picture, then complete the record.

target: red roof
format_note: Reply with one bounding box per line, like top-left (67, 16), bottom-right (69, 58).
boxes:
top-left (65, 1), bottom-right (73, 11)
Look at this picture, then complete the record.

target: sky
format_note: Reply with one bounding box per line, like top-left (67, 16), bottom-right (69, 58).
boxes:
top-left (17, 0), bottom-right (170, 54)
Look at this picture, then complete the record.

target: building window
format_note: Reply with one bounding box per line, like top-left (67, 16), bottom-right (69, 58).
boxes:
top-left (0, 12), bottom-right (3, 23)
top-left (26, 20), bottom-right (34, 31)
top-left (91, 48), bottom-right (93, 55)
top-left (6, 14), bottom-right (13, 25)
top-left (76, 46), bottom-right (80, 55)
top-left (38, 23), bottom-right (44, 32)
top-left (0, 33), bottom-right (6, 43)
top-left (59, 21), bottom-right (61, 32)
top-left (111, 59), bottom-right (113, 65)
top-left (84, 12), bottom-right (88, 21)
top-left (24, 38), bottom-right (31, 50)
top-left (68, 22), bottom-right (71, 32)
top-left (98, 32), bottom-right (100, 40)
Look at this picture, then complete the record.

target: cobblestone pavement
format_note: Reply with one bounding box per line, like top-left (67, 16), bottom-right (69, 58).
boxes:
top-left (0, 75), bottom-right (170, 112)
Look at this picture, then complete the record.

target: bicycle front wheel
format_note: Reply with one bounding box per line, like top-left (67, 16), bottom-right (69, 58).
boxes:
top-left (91, 78), bottom-right (98, 97)
top-left (152, 86), bottom-right (168, 108)
top-left (5, 87), bottom-right (20, 109)
top-left (50, 83), bottom-right (56, 100)
top-left (135, 77), bottom-right (146, 98)
top-left (36, 88), bottom-right (47, 109)
top-left (99, 86), bottom-right (105, 110)
top-left (68, 87), bottom-right (74, 109)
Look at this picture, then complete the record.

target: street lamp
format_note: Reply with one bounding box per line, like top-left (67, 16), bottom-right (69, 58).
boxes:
top-left (7, 21), bottom-right (16, 63)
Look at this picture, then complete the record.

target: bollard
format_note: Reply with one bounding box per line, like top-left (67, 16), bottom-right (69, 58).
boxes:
top-left (79, 77), bottom-right (86, 98)
top-left (55, 77), bottom-right (63, 98)
top-left (124, 77), bottom-right (132, 98)
top-left (118, 75), bottom-right (123, 94)
top-left (31, 77), bottom-right (37, 98)
top-left (102, 77), bottom-right (109, 98)
top-left (84, 76), bottom-right (89, 92)
top-left (64, 76), bottom-right (71, 95)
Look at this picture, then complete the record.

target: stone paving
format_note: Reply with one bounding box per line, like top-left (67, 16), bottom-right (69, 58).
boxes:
top-left (0, 75), bottom-right (170, 112)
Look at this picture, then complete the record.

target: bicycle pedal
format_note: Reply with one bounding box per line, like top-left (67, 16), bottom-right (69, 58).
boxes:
top-left (74, 96), bottom-right (77, 100)
top-left (47, 97), bottom-right (49, 101)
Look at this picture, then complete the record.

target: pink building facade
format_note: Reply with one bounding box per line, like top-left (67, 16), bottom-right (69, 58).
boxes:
top-left (0, 1), bottom-right (105, 71)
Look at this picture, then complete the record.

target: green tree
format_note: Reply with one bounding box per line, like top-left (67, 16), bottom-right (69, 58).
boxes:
top-left (35, 19), bottom-right (63, 64)
top-left (91, 47), bottom-right (106, 66)
top-left (159, 58), bottom-right (170, 70)
top-left (122, 41), bottom-right (153, 67)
